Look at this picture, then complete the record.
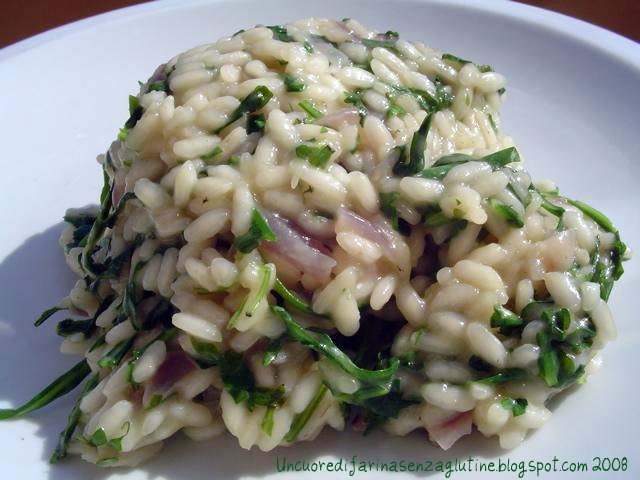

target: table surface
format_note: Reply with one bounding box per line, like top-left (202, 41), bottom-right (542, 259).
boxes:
top-left (0, 0), bottom-right (638, 49)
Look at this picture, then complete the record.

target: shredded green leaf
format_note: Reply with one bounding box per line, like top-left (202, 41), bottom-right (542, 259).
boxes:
top-left (0, 360), bottom-right (90, 420)
top-left (298, 100), bottom-right (323, 119)
top-left (295, 144), bottom-right (333, 168)
top-left (233, 208), bottom-right (277, 253)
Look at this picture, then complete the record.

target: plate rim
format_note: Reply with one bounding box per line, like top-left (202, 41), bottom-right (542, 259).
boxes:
top-left (1, 0), bottom-right (639, 68)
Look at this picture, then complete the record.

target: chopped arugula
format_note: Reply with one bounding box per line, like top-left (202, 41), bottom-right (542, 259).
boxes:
top-left (441, 53), bottom-right (493, 73)
top-left (490, 305), bottom-right (523, 335)
top-left (272, 307), bottom-right (399, 397)
top-left (50, 373), bottom-right (100, 463)
top-left (298, 100), bottom-right (323, 119)
top-left (417, 147), bottom-right (520, 181)
top-left (362, 38), bottom-right (398, 49)
top-left (488, 198), bottom-right (524, 228)
top-left (283, 74), bottom-right (305, 92)
top-left (471, 368), bottom-right (527, 385)
top-left (273, 278), bottom-right (313, 314)
top-left (261, 407), bottom-right (275, 435)
top-left (122, 261), bottom-right (147, 330)
top-left (262, 336), bottom-right (285, 366)
top-left (55, 318), bottom-right (94, 338)
top-left (228, 263), bottom-right (276, 330)
top-left (34, 305), bottom-right (67, 327)
top-left (80, 168), bottom-right (113, 277)
top-left (386, 100), bottom-right (406, 118)
top-left (247, 113), bottom-right (266, 134)
top-left (215, 85), bottom-right (273, 134)
top-left (533, 306), bottom-right (588, 387)
top-left (0, 360), bottom-right (90, 420)
top-left (233, 208), bottom-right (277, 253)
top-left (202, 145), bottom-right (223, 161)
top-left (344, 89), bottom-right (368, 123)
top-left (393, 112), bottom-right (432, 176)
top-left (98, 338), bottom-right (134, 369)
top-left (267, 25), bottom-right (295, 42)
top-left (500, 397), bottom-right (527, 417)
top-left (295, 144), bottom-right (333, 168)
top-left (285, 384), bottom-right (327, 442)
top-left (190, 338), bottom-right (285, 410)
top-left (379, 191), bottom-right (411, 236)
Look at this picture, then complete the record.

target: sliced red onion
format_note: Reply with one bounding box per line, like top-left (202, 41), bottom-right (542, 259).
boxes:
top-left (335, 209), bottom-right (410, 273)
top-left (426, 411), bottom-right (472, 450)
top-left (317, 107), bottom-right (361, 129)
top-left (308, 37), bottom-right (352, 67)
top-left (148, 350), bottom-right (196, 396)
top-left (234, 132), bottom-right (261, 156)
top-left (148, 63), bottom-right (168, 84)
top-left (260, 210), bottom-right (336, 283)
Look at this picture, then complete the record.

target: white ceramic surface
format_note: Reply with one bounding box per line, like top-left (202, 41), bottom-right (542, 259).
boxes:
top-left (0, 1), bottom-right (638, 479)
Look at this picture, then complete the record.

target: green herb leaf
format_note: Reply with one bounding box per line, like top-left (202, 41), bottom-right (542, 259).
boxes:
top-left (537, 347), bottom-right (559, 387)
top-left (472, 368), bottom-right (527, 385)
top-left (89, 428), bottom-right (108, 446)
top-left (56, 318), bottom-right (94, 338)
top-left (540, 198), bottom-right (565, 218)
top-left (215, 85), bottom-right (273, 134)
top-left (295, 144), bottom-right (333, 168)
top-left (147, 81), bottom-right (169, 93)
top-left (379, 191), bottom-right (411, 236)
top-left (247, 113), bottom-right (266, 134)
top-left (386, 101), bottom-right (406, 118)
top-left (488, 198), bottom-right (524, 228)
top-left (124, 95), bottom-right (143, 129)
top-left (285, 384), bottom-right (327, 442)
top-left (228, 263), bottom-right (276, 330)
top-left (262, 336), bottom-right (285, 366)
top-left (566, 199), bottom-right (616, 233)
top-left (267, 25), bottom-right (294, 42)
top-left (81, 168), bottom-right (113, 277)
top-left (105, 192), bottom-right (136, 228)
top-left (500, 397), bottom-right (528, 417)
top-left (344, 89), bottom-right (367, 123)
top-left (393, 113), bottom-right (432, 176)
top-left (202, 145), bottom-right (223, 161)
top-left (190, 338), bottom-right (285, 410)
top-left (424, 210), bottom-right (455, 228)
top-left (273, 278), bottom-right (313, 314)
top-left (298, 100), bottom-right (323, 119)
top-left (417, 147), bottom-right (519, 180)
top-left (362, 38), bottom-right (398, 49)
top-left (490, 305), bottom-right (523, 335)
top-left (96, 457), bottom-right (118, 467)
top-left (98, 338), bottom-right (134, 369)
top-left (261, 407), bottom-right (275, 435)
top-left (441, 53), bottom-right (472, 64)
top-left (233, 208), bottom-right (277, 253)
top-left (34, 305), bottom-right (67, 327)
top-left (0, 360), bottom-right (90, 420)
top-left (272, 306), bottom-right (399, 387)
top-left (284, 74), bottom-right (306, 92)
top-left (49, 373), bottom-right (100, 463)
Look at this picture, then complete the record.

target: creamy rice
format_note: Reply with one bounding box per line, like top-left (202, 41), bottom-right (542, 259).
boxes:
top-left (0, 18), bottom-right (629, 466)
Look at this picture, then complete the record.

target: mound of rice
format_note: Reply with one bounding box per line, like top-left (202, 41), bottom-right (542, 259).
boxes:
top-left (2, 18), bottom-right (629, 467)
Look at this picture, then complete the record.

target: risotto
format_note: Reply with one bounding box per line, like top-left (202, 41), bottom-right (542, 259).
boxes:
top-left (0, 18), bottom-right (629, 467)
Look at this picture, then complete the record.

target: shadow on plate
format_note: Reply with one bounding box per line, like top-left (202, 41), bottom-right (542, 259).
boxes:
top-left (0, 222), bottom-right (514, 480)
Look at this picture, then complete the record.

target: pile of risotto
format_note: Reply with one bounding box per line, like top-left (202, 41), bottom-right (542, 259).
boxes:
top-left (1, 18), bottom-right (629, 467)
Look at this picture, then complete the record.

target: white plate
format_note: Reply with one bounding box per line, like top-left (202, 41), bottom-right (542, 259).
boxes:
top-left (0, 1), bottom-right (638, 478)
